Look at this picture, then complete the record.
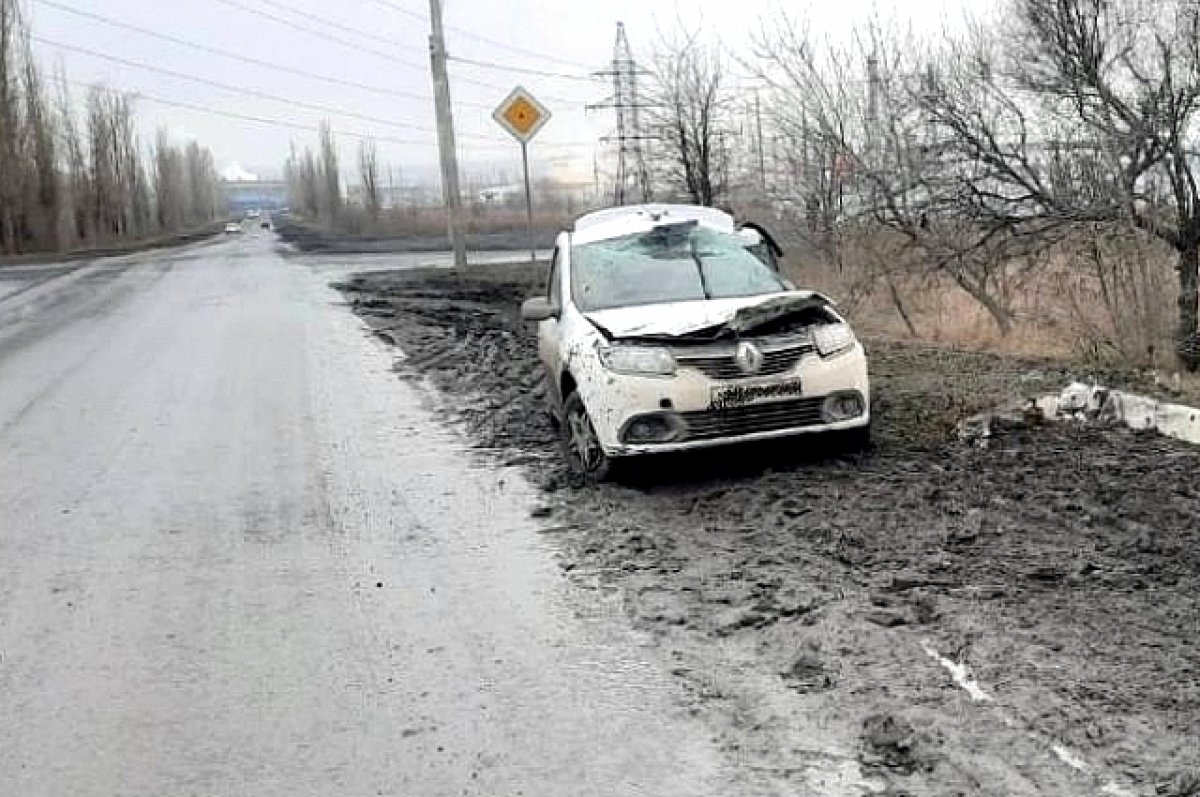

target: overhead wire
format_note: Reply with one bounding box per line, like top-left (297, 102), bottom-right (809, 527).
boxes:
top-left (447, 55), bottom-right (594, 82)
top-left (33, 5), bottom-right (600, 152)
top-left (34, 34), bottom-right (594, 146)
top-left (64, 78), bottom-right (588, 155)
top-left (258, 0), bottom-right (410, 50)
top-left (210, 0), bottom-right (427, 71)
top-left (61, 79), bottom-right (434, 147)
top-left (30, 0), bottom-right (503, 110)
top-left (365, 0), bottom-right (596, 72)
top-left (37, 34), bottom-right (595, 149)
top-left (32, 34), bottom-right (444, 136)
top-left (211, 0), bottom-right (538, 96)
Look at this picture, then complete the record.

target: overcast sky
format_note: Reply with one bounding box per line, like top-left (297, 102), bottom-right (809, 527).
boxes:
top-left (27, 0), bottom-right (978, 185)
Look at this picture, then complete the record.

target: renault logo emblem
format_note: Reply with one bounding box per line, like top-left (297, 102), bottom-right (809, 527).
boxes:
top-left (734, 341), bottom-right (764, 375)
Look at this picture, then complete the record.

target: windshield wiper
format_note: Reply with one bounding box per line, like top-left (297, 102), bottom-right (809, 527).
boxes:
top-left (688, 236), bottom-right (713, 300)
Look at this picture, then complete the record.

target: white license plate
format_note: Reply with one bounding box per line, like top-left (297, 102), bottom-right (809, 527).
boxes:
top-left (710, 379), bottom-right (804, 410)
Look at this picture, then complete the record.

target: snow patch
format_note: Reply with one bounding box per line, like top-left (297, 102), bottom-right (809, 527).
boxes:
top-left (959, 382), bottom-right (1200, 447)
top-left (1056, 382), bottom-right (1200, 444)
top-left (920, 642), bottom-right (992, 702)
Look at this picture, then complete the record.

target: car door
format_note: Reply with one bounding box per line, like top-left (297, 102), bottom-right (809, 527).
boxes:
top-left (538, 245), bottom-right (567, 404)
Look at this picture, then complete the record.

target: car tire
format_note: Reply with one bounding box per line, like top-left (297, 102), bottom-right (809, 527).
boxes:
top-left (560, 391), bottom-right (612, 483)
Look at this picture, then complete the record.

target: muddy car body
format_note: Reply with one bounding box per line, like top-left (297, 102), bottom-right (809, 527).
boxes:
top-left (523, 204), bottom-right (870, 478)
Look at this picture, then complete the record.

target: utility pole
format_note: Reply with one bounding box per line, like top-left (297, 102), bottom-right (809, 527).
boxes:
top-left (427, 0), bottom-right (467, 268)
top-left (866, 52), bottom-right (881, 211)
top-left (866, 53), bottom-right (880, 154)
top-left (754, 91), bottom-right (767, 192)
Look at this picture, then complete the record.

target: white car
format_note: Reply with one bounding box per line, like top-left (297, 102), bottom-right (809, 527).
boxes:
top-left (223, 222), bottom-right (243, 234)
top-left (522, 204), bottom-right (870, 480)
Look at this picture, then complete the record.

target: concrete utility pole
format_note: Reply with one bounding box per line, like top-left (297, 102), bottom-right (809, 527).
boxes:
top-left (754, 91), bottom-right (767, 192)
top-left (866, 53), bottom-right (880, 152)
top-left (427, 0), bottom-right (467, 268)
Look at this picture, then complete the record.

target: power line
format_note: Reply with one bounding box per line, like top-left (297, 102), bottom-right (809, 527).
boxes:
top-left (263, 0), bottom-right (405, 50)
top-left (64, 78), bottom-right (589, 156)
top-left (38, 35), bottom-right (595, 151)
top-left (209, 0), bottom-right (586, 101)
top-left (210, 0), bottom-right (522, 95)
top-left (447, 55), bottom-right (593, 83)
top-left (363, 0), bottom-right (426, 24)
top-left (36, 34), bottom-right (583, 144)
top-left (62, 80), bottom-right (434, 148)
top-left (365, 0), bottom-right (596, 72)
top-left (31, 0), bottom-right (502, 110)
top-left (32, 34), bottom-right (444, 136)
top-left (210, 0), bottom-right (427, 70)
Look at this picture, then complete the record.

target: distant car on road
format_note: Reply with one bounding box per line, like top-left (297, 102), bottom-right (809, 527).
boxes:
top-left (224, 222), bottom-right (243, 234)
top-left (260, 219), bottom-right (271, 230)
top-left (521, 204), bottom-right (870, 481)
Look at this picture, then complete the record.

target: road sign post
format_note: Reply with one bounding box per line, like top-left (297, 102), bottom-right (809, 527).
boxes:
top-left (493, 87), bottom-right (551, 263)
top-left (521, 142), bottom-right (534, 263)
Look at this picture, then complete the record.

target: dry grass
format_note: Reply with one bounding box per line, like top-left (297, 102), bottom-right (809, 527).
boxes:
top-left (780, 226), bottom-right (1183, 372)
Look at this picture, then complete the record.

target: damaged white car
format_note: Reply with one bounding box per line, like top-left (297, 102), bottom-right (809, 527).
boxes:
top-left (522, 205), bottom-right (870, 480)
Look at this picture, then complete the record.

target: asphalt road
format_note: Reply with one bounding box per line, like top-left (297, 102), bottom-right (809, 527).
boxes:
top-left (0, 234), bottom-right (749, 797)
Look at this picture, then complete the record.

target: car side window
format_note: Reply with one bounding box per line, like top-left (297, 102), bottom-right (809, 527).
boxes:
top-left (547, 248), bottom-right (562, 308)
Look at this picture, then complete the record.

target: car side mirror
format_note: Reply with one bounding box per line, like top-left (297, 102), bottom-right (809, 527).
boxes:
top-left (521, 297), bottom-right (558, 322)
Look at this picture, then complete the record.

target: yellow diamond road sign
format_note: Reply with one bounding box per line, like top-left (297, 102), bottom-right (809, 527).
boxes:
top-left (493, 86), bottom-right (551, 143)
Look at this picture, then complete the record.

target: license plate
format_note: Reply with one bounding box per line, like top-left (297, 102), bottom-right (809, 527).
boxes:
top-left (710, 379), bottom-right (804, 410)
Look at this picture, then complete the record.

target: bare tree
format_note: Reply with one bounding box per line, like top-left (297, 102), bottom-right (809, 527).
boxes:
top-left (22, 51), bottom-right (59, 250)
top-left (752, 17), bottom-right (1031, 334)
top-left (647, 30), bottom-right (729, 206)
top-left (0, 4), bottom-right (221, 256)
top-left (56, 72), bottom-right (91, 245)
top-left (184, 141), bottom-right (218, 226)
top-left (154, 130), bottom-right (187, 232)
top-left (0, 0), bottom-right (22, 254)
top-left (285, 142), bottom-right (321, 220)
top-left (907, 0), bottom-right (1200, 368)
top-left (359, 138), bottom-right (382, 223)
top-left (318, 122), bottom-right (342, 223)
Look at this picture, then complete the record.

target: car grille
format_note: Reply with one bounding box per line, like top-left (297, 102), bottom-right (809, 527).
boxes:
top-left (674, 342), bottom-right (814, 380)
top-left (680, 397), bottom-right (827, 441)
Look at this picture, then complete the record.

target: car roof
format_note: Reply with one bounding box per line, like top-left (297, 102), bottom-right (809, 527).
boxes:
top-left (571, 204), bottom-right (736, 245)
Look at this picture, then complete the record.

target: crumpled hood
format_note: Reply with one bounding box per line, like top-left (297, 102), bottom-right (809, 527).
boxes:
top-left (584, 291), bottom-right (828, 339)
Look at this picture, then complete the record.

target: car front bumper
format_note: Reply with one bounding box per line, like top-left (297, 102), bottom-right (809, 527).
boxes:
top-left (576, 343), bottom-right (870, 457)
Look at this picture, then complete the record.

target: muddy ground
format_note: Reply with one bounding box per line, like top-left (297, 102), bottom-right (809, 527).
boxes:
top-left (336, 262), bottom-right (1199, 797)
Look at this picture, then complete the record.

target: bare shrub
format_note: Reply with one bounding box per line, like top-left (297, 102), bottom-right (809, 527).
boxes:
top-left (1056, 227), bottom-right (1177, 366)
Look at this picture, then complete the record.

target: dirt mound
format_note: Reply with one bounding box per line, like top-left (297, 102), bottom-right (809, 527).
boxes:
top-left (860, 713), bottom-right (939, 775)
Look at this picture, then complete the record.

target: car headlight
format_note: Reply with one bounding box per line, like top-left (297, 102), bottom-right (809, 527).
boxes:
top-left (812, 323), bottom-right (856, 357)
top-left (597, 344), bottom-right (676, 376)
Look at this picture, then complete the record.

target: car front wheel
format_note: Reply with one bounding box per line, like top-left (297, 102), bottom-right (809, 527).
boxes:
top-left (560, 391), bottom-right (612, 482)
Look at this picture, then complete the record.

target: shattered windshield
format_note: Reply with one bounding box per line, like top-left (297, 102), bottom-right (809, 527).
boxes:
top-left (570, 224), bottom-right (788, 312)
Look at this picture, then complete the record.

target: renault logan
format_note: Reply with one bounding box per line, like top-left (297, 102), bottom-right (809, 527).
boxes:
top-left (522, 204), bottom-right (870, 480)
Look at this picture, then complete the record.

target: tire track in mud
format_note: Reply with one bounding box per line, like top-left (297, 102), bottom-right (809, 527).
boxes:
top-left (336, 264), bottom-right (1200, 797)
